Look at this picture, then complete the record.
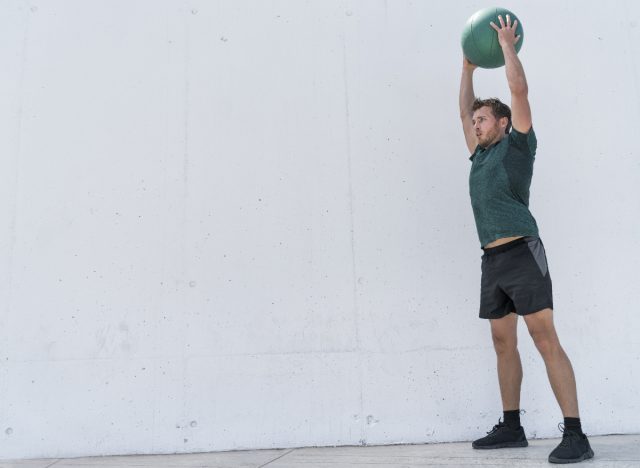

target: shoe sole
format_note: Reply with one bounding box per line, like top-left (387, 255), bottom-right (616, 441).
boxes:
top-left (472, 440), bottom-right (528, 449)
top-left (548, 448), bottom-right (595, 464)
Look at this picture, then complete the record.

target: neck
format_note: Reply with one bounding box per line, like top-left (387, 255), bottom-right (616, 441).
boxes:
top-left (489, 132), bottom-right (506, 147)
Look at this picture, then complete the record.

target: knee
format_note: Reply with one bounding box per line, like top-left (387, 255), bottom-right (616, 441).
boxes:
top-left (529, 329), bottom-right (561, 357)
top-left (491, 332), bottom-right (517, 356)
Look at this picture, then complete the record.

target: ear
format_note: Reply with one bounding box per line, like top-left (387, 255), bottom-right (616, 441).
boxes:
top-left (499, 116), bottom-right (509, 130)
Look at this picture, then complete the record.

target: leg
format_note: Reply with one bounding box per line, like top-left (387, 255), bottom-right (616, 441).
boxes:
top-left (523, 308), bottom-right (579, 417)
top-left (473, 312), bottom-right (528, 449)
top-left (490, 312), bottom-right (522, 411)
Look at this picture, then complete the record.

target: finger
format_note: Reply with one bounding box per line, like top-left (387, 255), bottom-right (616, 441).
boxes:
top-left (490, 21), bottom-right (500, 31)
top-left (513, 19), bottom-right (519, 30)
top-left (515, 35), bottom-right (521, 44)
top-left (506, 14), bottom-right (511, 27)
top-left (498, 15), bottom-right (505, 28)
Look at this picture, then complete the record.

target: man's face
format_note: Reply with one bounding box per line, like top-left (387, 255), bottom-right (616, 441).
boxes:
top-left (472, 106), bottom-right (504, 148)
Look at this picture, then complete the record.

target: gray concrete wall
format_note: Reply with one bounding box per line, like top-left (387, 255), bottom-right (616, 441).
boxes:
top-left (1, 0), bottom-right (639, 459)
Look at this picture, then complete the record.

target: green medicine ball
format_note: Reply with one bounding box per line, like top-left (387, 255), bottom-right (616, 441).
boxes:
top-left (461, 7), bottom-right (524, 69)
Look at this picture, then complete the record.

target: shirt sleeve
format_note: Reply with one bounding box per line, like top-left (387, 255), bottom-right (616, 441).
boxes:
top-left (509, 127), bottom-right (537, 156)
top-left (469, 144), bottom-right (483, 161)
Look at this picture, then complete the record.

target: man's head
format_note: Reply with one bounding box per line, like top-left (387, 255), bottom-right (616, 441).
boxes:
top-left (471, 98), bottom-right (512, 148)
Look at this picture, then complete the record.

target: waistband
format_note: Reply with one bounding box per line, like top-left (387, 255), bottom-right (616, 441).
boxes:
top-left (481, 236), bottom-right (539, 256)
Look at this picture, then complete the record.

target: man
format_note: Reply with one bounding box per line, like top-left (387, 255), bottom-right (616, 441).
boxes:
top-left (458, 15), bottom-right (594, 464)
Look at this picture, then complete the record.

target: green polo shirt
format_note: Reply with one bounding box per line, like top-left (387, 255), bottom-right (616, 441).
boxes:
top-left (468, 127), bottom-right (539, 247)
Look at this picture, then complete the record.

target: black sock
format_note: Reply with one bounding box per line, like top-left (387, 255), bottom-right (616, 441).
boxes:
top-left (503, 410), bottom-right (521, 429)
top-left (564, 417), bottom-right (583, 435)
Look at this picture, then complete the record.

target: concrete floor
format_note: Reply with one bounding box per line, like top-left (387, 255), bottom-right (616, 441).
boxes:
top-left (1, 434), bottom-right (638, 468)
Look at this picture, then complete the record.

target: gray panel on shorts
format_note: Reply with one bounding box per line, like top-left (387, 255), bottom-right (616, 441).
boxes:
top-left (526, 239), bottom-right (548, 277)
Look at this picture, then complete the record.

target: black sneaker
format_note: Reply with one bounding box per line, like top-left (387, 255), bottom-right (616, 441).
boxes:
top-left (472, 419), bottom-right (528, 449)
top-left (548, 425), bottom-right (594, 464)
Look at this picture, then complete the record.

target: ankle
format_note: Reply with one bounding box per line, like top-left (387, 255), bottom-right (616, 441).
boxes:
top-left (563, 417), bottom-right (583, 435)
top-left (504, 409), bottom-right (521, 429)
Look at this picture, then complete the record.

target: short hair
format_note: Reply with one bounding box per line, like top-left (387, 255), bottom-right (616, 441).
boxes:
top-left (472, 98), bottom-right (512, 134)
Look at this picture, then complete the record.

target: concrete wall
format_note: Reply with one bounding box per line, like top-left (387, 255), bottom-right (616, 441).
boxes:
top-left (1, 0), bottom-right (639, 459)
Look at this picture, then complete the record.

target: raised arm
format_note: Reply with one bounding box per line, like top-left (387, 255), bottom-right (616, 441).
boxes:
top-left (491, 14), bottom-right (532, 133)
top-left (459, 57), bottom-right (478, 153)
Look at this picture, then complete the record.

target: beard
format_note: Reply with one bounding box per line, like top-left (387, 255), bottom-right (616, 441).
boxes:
top-left (477, 124), bottom-right (501, 148)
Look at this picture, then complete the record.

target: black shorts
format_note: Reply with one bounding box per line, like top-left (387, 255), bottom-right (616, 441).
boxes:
top-left (479, 236), bottom-right (553, 319)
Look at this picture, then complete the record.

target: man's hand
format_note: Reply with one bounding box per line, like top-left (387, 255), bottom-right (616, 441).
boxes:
top-left (490, 14), bottom-right (521, 50)
top-left (463, 56), bottom-right (478, 71)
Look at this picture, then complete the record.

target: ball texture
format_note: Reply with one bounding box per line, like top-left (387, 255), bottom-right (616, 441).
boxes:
top-left (461, 7), bottom-right (524, 69)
